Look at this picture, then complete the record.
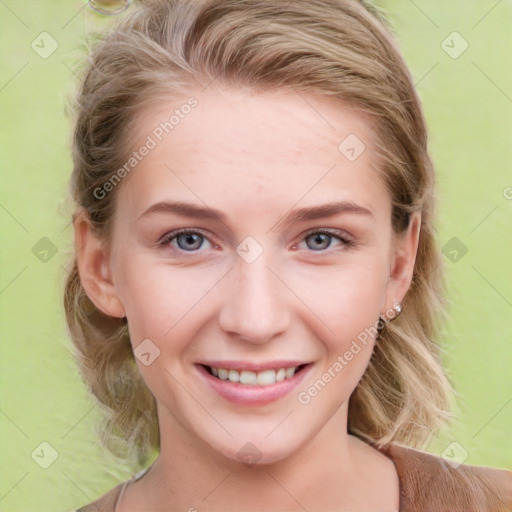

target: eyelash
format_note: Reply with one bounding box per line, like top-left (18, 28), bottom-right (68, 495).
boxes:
top-left (158, 228), bottom-right (215, 252)
top-left (299, 228), bottom-right (355, 252)
top-left (157, 228), bottom-right (354, 255)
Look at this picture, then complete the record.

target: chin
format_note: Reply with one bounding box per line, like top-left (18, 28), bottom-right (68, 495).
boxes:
top-left (209, 434), bottom-right (301, 467)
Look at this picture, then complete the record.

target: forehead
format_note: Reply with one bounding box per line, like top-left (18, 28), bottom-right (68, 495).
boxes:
top-left (118, 85), bottom-right (389, 222)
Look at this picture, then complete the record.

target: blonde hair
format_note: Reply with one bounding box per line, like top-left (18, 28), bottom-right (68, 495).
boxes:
top-left (64, 0), bottom-right (454, 463)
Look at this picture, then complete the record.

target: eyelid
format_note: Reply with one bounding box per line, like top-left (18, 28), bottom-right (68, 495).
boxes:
top-left (299, 227), bottom-right (353, 245)
top-left (157, 227), bottom-right (354, 253)
top-left (157, 228), bottom-right (215, 249)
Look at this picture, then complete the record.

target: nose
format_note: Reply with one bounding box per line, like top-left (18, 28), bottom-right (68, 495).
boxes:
top-left (217, 253), bottom-right (291, 344)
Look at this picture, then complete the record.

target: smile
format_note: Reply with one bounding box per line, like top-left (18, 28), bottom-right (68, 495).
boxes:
top-left (207, 364), bottom-right (304, 386)
top-left (195, 362), bottom-right (312, 406)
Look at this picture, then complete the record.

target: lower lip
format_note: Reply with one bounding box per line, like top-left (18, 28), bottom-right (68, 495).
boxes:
top-left (195, 364), bottom-right (312, 406)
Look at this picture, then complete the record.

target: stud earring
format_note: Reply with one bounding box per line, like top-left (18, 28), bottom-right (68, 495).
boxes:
top-left (391, 303), bottom-right (402, 319)
top-left (376, 302), bottom-right (402, 339)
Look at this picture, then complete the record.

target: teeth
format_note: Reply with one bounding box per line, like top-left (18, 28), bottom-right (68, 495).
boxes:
top-left (208, 365), bottom-right (301, 386)
top-left (256, 369), bottom-right (276, 386)
top-left (285, 367), bottom-right (296, 378)
top-left (240, 370), bottom-right (257, 385)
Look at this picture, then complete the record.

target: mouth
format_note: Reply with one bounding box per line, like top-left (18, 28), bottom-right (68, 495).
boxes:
top-left (195, 361), bottom-right (312, 406)
top-left (202, 363), bottom-right (308, 386)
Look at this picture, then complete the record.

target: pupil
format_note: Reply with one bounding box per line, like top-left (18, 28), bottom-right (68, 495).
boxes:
top-left (307, 233), bottom-right (330, 250)
top-left (178, 233), bottom-right (202, 250)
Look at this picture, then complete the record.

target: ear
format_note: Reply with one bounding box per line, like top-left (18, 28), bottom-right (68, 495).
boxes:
top-left (74, 210), bottom-right (126, 318)
top-left (382, 212), bottom-right (421, 314)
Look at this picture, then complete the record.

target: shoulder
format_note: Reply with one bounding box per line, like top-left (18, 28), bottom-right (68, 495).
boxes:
top-left (377, 442), bottom-right (512, 512)
top-left (74, 481), bottom-right (127, 512)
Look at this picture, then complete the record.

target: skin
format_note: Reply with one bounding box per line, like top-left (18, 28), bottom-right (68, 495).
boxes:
top-left (76, 84), bottom-right (421, 511)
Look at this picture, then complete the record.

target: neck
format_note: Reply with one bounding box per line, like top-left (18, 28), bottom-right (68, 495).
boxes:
top-left (127, 403), bottom-right (395, 511)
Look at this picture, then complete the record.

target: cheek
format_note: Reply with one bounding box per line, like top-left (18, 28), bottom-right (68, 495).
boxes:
top-left (113, 254), bottom-right (224, 346)
top-left (292, 261), bottom-right (388, 408)
top-left (288, 255), bottom-right (389, 338)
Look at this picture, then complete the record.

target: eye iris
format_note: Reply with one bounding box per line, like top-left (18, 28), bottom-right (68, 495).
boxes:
top-left (176, 233), bottom-right (203, 250)
top-left (306, 233), bottom-right (331, 250)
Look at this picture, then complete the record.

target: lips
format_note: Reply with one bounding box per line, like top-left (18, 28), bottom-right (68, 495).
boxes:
top-left (197, 360), bottom-right (308, 372)
top-left (195, 361), bottom-right (312, 406)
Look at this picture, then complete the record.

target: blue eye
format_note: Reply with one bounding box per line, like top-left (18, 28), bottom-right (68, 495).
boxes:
top-left (158, 228), bottom-right (353, 255)
top-left (301, 229), bottom-right (353, 252)
top-left (159, 230), bottom-right (212, 252)
top-left (305, 232), bottom-right (333, 250)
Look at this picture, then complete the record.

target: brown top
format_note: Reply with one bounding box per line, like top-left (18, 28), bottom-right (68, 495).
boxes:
top-left (75, 442), bottom-right (512, 512)
top-left (377, 442), bottom-right (512, 511)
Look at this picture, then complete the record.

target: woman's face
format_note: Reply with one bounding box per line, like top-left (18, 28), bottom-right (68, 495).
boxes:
top-left (97, 86), bottom-right (418, 464)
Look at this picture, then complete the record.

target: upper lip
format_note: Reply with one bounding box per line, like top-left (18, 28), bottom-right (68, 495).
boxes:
top-left (197, 360), bottom-right (310, 372)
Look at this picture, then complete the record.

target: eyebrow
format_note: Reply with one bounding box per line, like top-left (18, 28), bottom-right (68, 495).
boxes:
top-left (278, 201), bottom-right (374, 225)
top-left (138, 200), bottom-right (374, 225)
top-left (138, 201), bottom-right (227, 222)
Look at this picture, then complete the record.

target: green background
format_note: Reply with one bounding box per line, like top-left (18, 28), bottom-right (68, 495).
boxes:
top-left (0, 1), bottom-right (511, 510)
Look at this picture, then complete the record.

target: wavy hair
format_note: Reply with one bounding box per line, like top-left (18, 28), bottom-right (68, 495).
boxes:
top-left (64, 0), bottom-right (454, 464)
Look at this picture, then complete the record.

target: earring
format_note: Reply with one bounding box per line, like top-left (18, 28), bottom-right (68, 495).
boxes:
top-left (391, 303), bottom-right (402, 319)
top-left (376, 303), bottom-right (402, 339)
